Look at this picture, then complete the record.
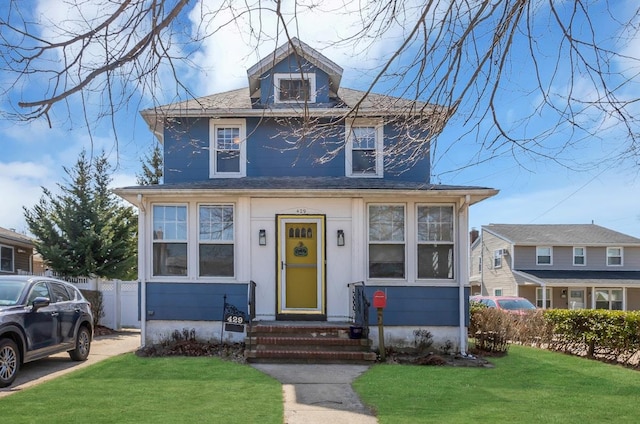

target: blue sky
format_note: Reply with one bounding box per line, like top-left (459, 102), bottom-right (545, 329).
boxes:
top-left (1, 0), bottom-right (639, 238)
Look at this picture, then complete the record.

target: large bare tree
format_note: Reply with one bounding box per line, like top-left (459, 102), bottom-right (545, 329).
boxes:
top-left (1, 0), bottom-right (639, 172)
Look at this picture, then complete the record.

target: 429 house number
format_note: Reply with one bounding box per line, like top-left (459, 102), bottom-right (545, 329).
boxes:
top-left (295, 208), bottom-right (307, 214)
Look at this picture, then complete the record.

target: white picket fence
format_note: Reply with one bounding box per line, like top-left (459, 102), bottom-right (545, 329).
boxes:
top-left (18, 271), bottom-right (140, 330)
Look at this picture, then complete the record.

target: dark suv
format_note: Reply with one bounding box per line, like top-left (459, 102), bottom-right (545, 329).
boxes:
top-left (0, 276), bottom-right (93, 387)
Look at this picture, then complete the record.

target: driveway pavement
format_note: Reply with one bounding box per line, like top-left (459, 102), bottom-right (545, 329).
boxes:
top-left (0, 329), bottom-right (141, 398)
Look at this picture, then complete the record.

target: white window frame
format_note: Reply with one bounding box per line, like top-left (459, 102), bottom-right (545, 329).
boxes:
top-left (0, 245), bottom-right (14, 273)
top-left (573, 246), bottom-right (586, 266)
top-left (595, 288), bottom-right (623, 310)
top-left (416, 204), bottom-right (455, 280)
top-left (274, 73), bottom-right (316, 103)
top-left (152, 204), bottom-right (188, 277)
top-left (536, 246), bottom-right (553, 265)
top-left (493, 288), bottom-right (503, 296)
top-left (536, 287), bottom-right (552, 308)
top-left (345, 119), bottom-right (384, 178)
top-left (606, 247), bottom-right (623, 266)
top-left (198, 204), bottom-right (235, 278)
top-left (493, 250), bottom-right (502, 268)
top-left (367, 204), bottom-right (406, 280)
top-left (209, 118), bottom-right (247, 178)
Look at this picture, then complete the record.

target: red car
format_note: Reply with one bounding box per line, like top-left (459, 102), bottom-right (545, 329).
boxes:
top-left (470, 295), bottom-right (537, 314)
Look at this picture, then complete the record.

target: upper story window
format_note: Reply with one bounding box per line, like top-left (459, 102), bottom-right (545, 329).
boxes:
top-left (274, 73), bottom-right (316, 103)
top-left (199, 205), bottom-right (234, 277)
top-left (573, 247), bottom-right (586, 266)
top-left (536, 247), bottom-right (552, 265)
top-left (417, 205), bottom-right (454, 279)
top-left (345, 119), bottom-right (384, 177)
top-left (478, 256), bottom-right (482, 272)
top-left (0, 245), bottom-right (14, 273)
top-left (606, 247), bottom-right (623, 266)
top-left (152, 205), bottom-right (188, 276)
top-left (210, 119), bottom-right (246, 178)
top-left (368, 204), bottom-right (405, 279)
top-left (493, 250), bottom-right (502, 268)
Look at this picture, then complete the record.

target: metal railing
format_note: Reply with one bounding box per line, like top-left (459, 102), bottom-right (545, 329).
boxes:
top-left (348, 281), bottom-right (370, 338)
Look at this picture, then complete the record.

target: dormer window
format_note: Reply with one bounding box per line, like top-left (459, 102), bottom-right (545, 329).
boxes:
top-left (274, 73), bottom-right (316, 103)
top-left (345, 119), bottom-right (384, 177)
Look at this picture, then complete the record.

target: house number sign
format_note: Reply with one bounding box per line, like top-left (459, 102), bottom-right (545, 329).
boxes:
top-left (293, 242), bottom-right (308, 257)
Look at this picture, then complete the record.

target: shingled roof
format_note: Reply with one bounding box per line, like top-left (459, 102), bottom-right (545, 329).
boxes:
top-left (484, 224), bottom-right (640, 246)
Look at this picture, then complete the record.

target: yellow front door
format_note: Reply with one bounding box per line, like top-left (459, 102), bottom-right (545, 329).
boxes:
top-left (277, 216), bottom-right (325, 315)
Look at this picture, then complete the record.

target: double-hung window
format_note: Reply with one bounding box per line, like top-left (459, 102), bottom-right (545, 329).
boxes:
top-left (606, 247), bottom-right (623, 266)
top-left (573, 247), bottom-right (585, 265)
top-left (153, 205), bottom-right (187, 276)
top-left (274, 73), bottom-right (316, 103)
top-left (0, 245), bottom-right (13, 273)
top-left (493, 250), bottom-right (502, 268)
top-left (346, 120), bottom-right (383, 177)
top-left (210, 119), bottom-right (246, 177)
top-left (536, 247), bottom-right (552, 265)
top-left (199, 205), bottom-right (234, 277)
top-left (417, 205), bottom-right (454, 279)
top-left (368, 205), bottom-right (405, 278)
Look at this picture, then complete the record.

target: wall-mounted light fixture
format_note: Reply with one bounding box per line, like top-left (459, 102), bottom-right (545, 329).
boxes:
top-left (337, 230), bottom-right (345, 246)
top-left (259, 229), bottom-right (267, 246)
top-left (17, 248), bottom-right (27, 254)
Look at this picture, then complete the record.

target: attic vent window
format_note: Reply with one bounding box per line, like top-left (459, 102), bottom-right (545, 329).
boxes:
top-left (274, 73), bottom-right (316, 103)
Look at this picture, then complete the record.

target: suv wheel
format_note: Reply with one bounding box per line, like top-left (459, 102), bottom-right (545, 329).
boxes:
top-left (0, 339), bottom-right (20, 388)
top-left (69, 326), bottom-right (91, 361)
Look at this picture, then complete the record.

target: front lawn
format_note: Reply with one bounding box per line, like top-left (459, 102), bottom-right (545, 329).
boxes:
top-left (354, 344), bottom-right (640, 423)
top-left (0, 355), bottom-right (283, 424)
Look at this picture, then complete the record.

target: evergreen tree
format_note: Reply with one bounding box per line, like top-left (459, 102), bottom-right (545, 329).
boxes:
top-left (137, 144), bottom-right (163, 185)
top-left (24, 150), bottom-right (137, 280)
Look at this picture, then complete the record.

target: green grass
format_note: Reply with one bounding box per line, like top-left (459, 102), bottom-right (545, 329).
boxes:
top-left (0, 355), bottom-right (283, 424)
top-left (353, 344), bottom-right (640, 424)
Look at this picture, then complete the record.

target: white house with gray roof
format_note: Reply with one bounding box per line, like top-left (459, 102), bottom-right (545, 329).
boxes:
top-left (115, 38), bottom-right (497, 356)
top-left (470, 224), bottom-right (640, 310)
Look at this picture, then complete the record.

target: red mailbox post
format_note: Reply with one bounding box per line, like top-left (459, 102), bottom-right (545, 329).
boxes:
top-left (373, 290), bottom-right (387, 360)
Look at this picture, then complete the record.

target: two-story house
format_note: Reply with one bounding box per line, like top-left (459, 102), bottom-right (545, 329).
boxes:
top-left (471, 224), bottom-right (640, 310)
top-left (115, 38), bottom-right (497, 353)
top-left (0, 227), bottom-right (36, 275)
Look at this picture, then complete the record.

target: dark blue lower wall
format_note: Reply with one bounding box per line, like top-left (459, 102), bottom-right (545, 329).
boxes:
top-left (145, 282), bottom-right (248, 321)
top-left (365, 286), bottom-right (470, 326)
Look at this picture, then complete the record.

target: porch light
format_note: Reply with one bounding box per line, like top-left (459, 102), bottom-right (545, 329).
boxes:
top-left (337, 230), bottom-right (345, 246)
top-left (259, 229), bottom-right (267, 246)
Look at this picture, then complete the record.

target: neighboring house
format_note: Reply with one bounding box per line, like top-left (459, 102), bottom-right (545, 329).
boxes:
top-left (471, 224), bottom-right (640, 310)
top-left (0, 226), bottom-right (36, 274)
top-left (115, 38), bottom-right (497, 351)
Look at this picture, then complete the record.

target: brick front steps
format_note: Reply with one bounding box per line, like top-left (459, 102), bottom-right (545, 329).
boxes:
top-left (245, 322), bottom-right (377, 364)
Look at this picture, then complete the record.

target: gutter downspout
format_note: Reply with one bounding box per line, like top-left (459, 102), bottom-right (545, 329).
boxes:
top-left (137, 194), bottom-right (147, 347)
top-left (458, 195), bottom-right (470, 356)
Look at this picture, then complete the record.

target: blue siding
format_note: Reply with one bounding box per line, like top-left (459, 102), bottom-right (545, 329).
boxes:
top-left (163, 118), bottom-right (209, 184)
top-left (365, 286), bottom-right (470, 326)
top-left (146, 282), bottom-right (248, 321)
top-left (162, 116), bottom-right (430, 182)
top-left (247, 118), bottom-right (344, 177)
top-left (259, 56), bottom-right (332, 105)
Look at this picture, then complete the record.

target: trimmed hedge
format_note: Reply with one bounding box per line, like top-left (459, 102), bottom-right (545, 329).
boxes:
top-left (470, 305), bottom-right (640, 367)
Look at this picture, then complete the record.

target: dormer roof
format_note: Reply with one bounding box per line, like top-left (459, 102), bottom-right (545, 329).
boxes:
top-left (246, 37), bottom-right (343, 97)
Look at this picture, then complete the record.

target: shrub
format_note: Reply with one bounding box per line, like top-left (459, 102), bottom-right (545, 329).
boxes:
top-left (81, 289), bottom-right (105, 328)
top-left (470, 307), bottom-right (515, 353)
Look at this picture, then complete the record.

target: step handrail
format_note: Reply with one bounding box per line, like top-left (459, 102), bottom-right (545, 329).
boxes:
top-left (348, 281), bottom-right (370, 338)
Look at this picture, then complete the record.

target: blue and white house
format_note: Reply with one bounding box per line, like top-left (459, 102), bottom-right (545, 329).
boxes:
top-left (115, 38), bottom-right (497, 352)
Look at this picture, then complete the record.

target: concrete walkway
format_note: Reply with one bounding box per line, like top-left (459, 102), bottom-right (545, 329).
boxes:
top-left (252, 364), bottom-right (378, 424)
